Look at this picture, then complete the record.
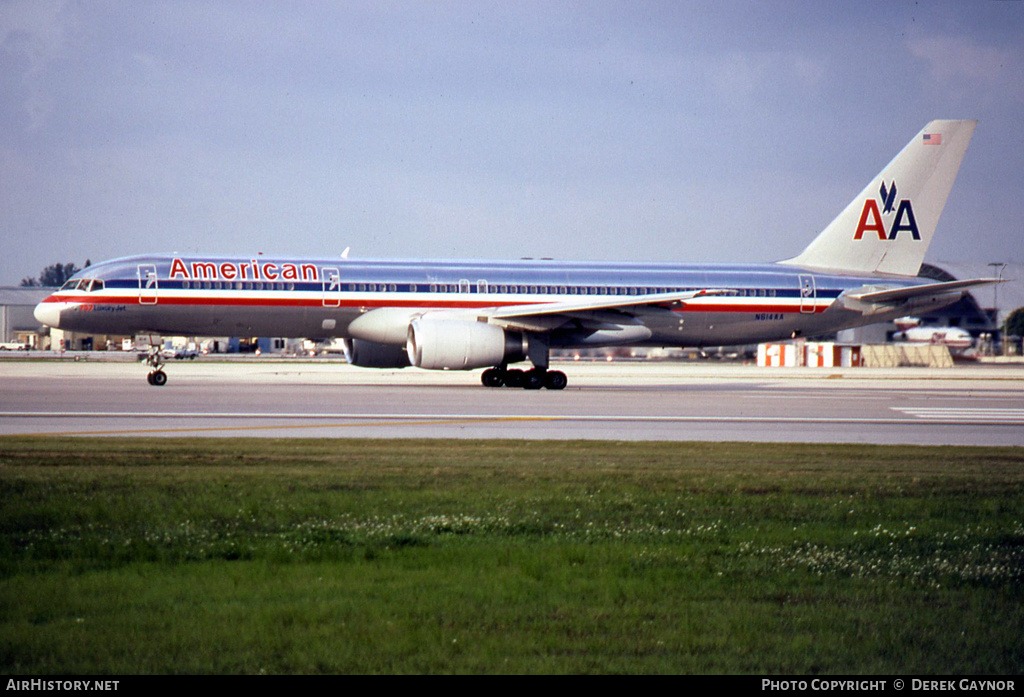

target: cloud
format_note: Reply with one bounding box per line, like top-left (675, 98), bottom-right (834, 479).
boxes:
top-left (908, 34), bottom-right (1022, 102)
top-left (0, 0), bottom-right (68, 130)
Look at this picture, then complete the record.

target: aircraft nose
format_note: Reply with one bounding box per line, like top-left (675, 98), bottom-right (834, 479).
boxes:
top-left (34, 300), bottom-right (61, 328)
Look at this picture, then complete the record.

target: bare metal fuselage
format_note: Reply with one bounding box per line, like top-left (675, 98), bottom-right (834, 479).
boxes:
top-left (40, 254), bottom-right (939, 348)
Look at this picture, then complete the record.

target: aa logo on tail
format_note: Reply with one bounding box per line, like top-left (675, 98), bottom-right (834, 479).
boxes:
top-left (853, 180), bottom-right (920, 241)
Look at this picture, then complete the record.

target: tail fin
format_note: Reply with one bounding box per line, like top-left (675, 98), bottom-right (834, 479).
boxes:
top-left (780, 119), bottom-right (976, 277)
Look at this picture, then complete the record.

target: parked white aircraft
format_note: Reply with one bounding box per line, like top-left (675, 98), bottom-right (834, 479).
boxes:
top-left (893, 321), bottom-right (974, 352)
top-left (35, 120), bottom-right (997, 388)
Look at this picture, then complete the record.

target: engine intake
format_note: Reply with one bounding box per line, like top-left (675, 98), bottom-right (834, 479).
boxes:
top-left (407, 318), bottom-right (525, 370)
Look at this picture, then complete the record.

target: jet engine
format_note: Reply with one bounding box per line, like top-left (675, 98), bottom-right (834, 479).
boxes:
top-left (342, 338), bottom-right (411, 368)
top-left (406, 318), bottom-right (525, 370)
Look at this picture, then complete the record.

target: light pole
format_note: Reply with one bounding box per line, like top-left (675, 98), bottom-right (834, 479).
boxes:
top-left (988, 262), bottom-right (1007, 353)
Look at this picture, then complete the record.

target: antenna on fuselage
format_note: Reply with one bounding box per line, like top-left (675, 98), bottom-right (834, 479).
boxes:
top-left (341, 247), bottom-right (350, 260)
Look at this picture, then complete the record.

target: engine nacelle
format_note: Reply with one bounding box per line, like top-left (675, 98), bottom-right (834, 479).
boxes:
top-left (406, 318), bottom-right (525, 370)
top-left (342, 338), bottom-right (411, 368)
top-left (348, 307), bottom-right (420, 345)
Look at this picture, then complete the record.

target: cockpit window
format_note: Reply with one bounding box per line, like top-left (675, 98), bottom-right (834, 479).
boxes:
top-left (59, 278), bottom-right (103, 292)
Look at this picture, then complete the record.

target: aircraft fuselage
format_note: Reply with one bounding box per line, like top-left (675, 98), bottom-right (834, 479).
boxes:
top-left (38, 254), bottom-right (931, 347)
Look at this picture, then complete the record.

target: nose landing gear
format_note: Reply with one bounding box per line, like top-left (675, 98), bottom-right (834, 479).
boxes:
top-left (144, 348), bottom-right (167, 386)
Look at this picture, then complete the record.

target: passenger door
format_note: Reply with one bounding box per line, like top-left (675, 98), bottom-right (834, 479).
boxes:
top-left (138, 264), bottom-right (158, 305)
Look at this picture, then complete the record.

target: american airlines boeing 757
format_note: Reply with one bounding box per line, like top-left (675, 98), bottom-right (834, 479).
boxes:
top-left (35, 120), bottom-right (997, 389)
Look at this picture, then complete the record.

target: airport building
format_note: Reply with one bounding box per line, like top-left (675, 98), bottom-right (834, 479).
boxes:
top-left (918, 262), bottom-right (1022, 334)
top-left (0, 287), bottom-right (51, 349)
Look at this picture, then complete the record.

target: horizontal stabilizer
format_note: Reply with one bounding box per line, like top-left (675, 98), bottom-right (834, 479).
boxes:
top-left (839, 278), bottom-right (1000, 315)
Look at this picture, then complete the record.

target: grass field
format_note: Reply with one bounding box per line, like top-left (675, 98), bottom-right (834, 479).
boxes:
top-left (1, 437), bottom-right (1022, 674)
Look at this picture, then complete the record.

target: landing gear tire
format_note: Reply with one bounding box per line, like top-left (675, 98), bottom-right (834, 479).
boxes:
top-left (544, 370), bottom-right (568, 390)
top-left (481, 368), bottom-right (505, 388)
top-left (147, 370), bottom-right (167, 386)
top-left (481, 367), bottom-right (568, 390)
top-left (523, 369), bottom-right (545, 390)
top-left (503, 369), bottom-right (524, 388)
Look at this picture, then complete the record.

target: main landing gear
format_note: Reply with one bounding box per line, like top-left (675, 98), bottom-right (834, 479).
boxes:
top-left (144, 348), bottom-right (167, 386)
top-left (481, 366), bottom-right (568, 390)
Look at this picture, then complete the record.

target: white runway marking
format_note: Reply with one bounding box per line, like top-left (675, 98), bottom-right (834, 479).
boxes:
top-left (891, 408), bottom-right (1024, 423)
top-left (0, 410), bottom-right (934, 423)
top-left (5, 410), bottom-right (1024, 427)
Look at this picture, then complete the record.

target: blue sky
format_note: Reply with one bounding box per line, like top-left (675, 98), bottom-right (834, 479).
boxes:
top-left (2, 1), bottom-right (1022, 285)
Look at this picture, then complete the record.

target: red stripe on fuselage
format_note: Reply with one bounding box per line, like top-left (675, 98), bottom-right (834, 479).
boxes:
top-left (44, 293), bottom-right (828, 314)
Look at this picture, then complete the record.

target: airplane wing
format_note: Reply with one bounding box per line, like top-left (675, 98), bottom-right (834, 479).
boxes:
top-left (479, 289), bottom-right (735, 333)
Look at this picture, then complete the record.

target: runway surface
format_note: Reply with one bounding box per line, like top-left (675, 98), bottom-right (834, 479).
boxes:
top-left (2, 358), bottom-right (1023, 445)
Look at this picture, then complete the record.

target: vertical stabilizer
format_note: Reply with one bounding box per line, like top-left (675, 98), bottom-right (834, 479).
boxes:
top-left (779, 120), bottom-right (976, 277)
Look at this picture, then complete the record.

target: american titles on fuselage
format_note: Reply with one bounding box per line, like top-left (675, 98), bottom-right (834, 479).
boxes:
top-left (169, 258), bottom-right (320, 282)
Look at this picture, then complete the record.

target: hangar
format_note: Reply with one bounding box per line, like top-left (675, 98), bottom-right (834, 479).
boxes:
top-left (0, 287), bottom-right (50, 349)
top-left (917, 262), bottom-right (1022, 335)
